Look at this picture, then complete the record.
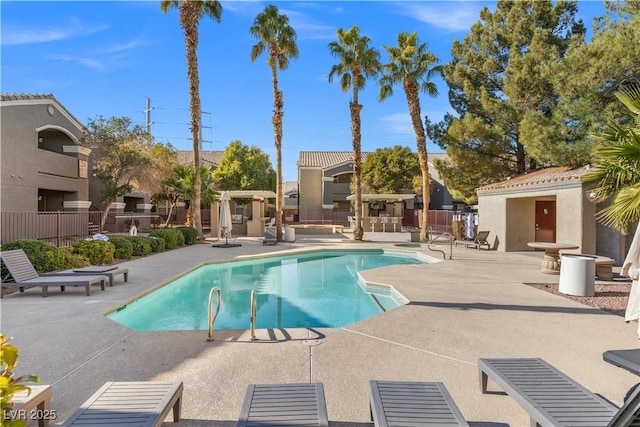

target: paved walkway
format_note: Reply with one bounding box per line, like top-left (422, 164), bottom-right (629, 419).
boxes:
top-left (2, 231), bottom-right (638, 426)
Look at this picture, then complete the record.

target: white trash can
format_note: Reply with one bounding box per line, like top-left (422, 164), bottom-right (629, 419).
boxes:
top-left (284, 227), bottom-right (296, 242)
top-left (559, 254), bottom-right (595, 297)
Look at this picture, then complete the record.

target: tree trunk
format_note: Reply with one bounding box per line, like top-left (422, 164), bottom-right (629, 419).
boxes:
top-left (404, 79), bottom-right (430, 242)
top-left (351, 75), bottom-right (364, 241)
top-left (181, 1), bottom-right (203, 240)
top-left (100, 204), bottom-right (112, 229)
top-left (270, 42), bottom-right (284, 241)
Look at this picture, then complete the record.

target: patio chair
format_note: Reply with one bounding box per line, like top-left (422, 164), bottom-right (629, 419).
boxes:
top-left (465, 230), bottom-right (491, 250)
top-left (262, 226), bottom-right (277, 246)
top-left (61, 381), bottom-right (183, 427)
top-left (368, 380), bottom-right (469, 426)
top-left (478, 358), bottom-right (640, 426)
top-left (238, 382), bottom-right (328, 427)
top-left (0, 249), bottom-right (107, 297)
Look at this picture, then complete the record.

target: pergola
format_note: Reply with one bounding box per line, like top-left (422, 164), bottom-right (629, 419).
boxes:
top-left (210, 190), bottom-right (277, 237)
top-left (346, 194), bottom-right (415, 232)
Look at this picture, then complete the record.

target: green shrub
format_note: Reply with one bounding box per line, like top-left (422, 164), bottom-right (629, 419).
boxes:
top-left (125, 236), bottom-right (152, 256)
top-left (0, 240), bottom-right (92, 282)
top-left (71, 240), bottom-right (115, 265)
top-left (176, 226), bottom-right (197, 245)
top-left (1, 239), bottom-right (59, 278)
top-left (149, 229), bottom-right (183, 250)
top-left (57, 246), bottom-right (90, 269)
top-left (175, 229), bottom-right (185, 247)
top-left (148, 236), bottom-right (166, 253)
top-left (109, 237), bottom-right (133, 259)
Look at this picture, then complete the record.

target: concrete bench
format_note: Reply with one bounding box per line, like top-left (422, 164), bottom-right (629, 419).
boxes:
top-left (593, 256), bottom-right (615, 280)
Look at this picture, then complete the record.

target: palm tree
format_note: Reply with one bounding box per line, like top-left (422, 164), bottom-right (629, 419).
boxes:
top-left (379, 32), bottom-right (439, 242)
top-left (582, 84), bottom-right (640, 232)
top-left (328, 25), bottom-right (381, 241)
top-left (162, 164), bottom-right (218, 227)
top-left (250, 4), bottom-right (298, 242)
top-left (161, 0), bottom-right (222, 240)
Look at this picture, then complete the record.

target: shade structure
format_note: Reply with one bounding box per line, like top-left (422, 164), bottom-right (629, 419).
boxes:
top-left (213, 191), bottom-right (241, 248)
top-left (622, 221), bottom-right (640, 337)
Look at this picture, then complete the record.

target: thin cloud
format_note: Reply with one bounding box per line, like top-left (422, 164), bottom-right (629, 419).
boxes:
top-left (220, 1), bottom-right (265, 15)
top-left (395, 2), bottom-right (484, 32)
top-left (48, 54), bottom-right (105, 70)
top-left (280, 9), bottom-right (335, 41)
top-left (106, 38), bottom-right (147, 54)
top-left (1, 19), bottom-right (109, 46)
top-left (380, 112), bottom-right (414, 135)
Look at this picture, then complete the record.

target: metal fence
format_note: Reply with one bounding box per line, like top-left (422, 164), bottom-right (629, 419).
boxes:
top-left (1, 211), bottom-right (105, 247)
top-left (297, 208), bottom-right (457, 234)
top-left (1, 208), bottom-right (459, 247)
top-left (0, 208), bottom-right (215, 247)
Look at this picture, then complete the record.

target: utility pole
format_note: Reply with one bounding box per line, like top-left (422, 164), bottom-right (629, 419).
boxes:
top-left (144, 97), bottom-right (153, 134)
top-left (199, 110), bottom-right (212, 150)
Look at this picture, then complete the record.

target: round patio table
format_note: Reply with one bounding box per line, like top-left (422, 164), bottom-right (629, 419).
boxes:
top-left (527, 242), bottom-right (579, 274)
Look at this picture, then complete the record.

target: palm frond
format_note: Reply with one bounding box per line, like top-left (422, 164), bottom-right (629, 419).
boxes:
top-left (596, 184), bottom-right (640, 232)
top-left (615, 84), bottom-right (640, 116)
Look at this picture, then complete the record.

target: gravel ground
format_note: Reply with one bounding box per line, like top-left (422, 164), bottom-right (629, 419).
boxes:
top-left (529, 283), bottom-right (631, 317)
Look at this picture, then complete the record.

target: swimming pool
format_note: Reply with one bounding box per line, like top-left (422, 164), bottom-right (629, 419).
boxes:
top-left (107, 250), bottom-right (431, 330)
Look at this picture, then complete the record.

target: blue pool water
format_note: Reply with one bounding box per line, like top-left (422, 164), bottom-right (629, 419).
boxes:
top-left (107, 250), bottom-right (429, 330)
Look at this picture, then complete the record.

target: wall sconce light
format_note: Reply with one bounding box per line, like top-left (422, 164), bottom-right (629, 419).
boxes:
top-left (38, 196), bottom-right (43, 201)
top-left (38, 137), bottom-right (43, 143)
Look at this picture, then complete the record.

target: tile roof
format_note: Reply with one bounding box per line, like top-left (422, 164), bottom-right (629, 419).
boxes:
top-left (476, 166), bottom-right (590, 193)
top-left (298, 151), bottom-right (368, 168)
top-left (1, 93), bottom-right (56, 102)
top-left (298, 151), bottom-right (449, 169)
top-left (176, 150), bottom-right (225, 166)
top-left (1, 93), bottom-right (85, 130)
top-left (283, 181), bottom-right (297, 194)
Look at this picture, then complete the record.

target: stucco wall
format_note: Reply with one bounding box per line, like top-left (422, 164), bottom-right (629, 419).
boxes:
top-left (478, 183), bottom-right (597, 254)
top-left (1, 101), bottom-right (87, 212)
top-left (477, 194), bottom-right (506, 250)
top-left (298, 168), bottom-right (322, 221)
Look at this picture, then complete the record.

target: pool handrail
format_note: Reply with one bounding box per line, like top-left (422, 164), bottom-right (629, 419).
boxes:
top-left (427, 230), bottom-right (454, 260)
top-left (250, 289), bottom-right (257, 341)
top-left (207, 287), bottom-right (221, 341)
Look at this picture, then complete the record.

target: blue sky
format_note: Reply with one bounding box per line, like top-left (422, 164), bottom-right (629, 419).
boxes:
top-left (1, 1), bottom-right (606, 182)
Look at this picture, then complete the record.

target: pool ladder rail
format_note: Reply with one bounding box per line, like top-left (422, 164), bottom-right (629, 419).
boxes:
top-left (250, 289), bottom-right (257, 341)
top-left (207, 287), bottom-right (222, 341)
top-left (427, 229), bottom-right (454, 260)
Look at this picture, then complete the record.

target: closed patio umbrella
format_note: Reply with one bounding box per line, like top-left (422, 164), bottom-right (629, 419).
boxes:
top-left (213, 191), bottom-right (241, 248)
top-left (622, 221), bottom-right (640, 338)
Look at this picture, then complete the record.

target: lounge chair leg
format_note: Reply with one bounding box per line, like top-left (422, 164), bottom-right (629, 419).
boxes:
top-left (124, 272), bottom-right (129, 282)
top-left (100, 280), bottom-right (105, 291)
top-left (479, 369), bottom-right (488, 393)
top-left (85, 285), bottom-right (90, 296)
top-left (42, 287), bottom-right (48, 297)
top-left (173, 394), bottom-right (182, 422)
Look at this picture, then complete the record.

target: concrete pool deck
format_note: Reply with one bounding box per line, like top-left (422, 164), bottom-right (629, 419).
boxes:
top-left (1, 231), bottom-right (638, 426)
